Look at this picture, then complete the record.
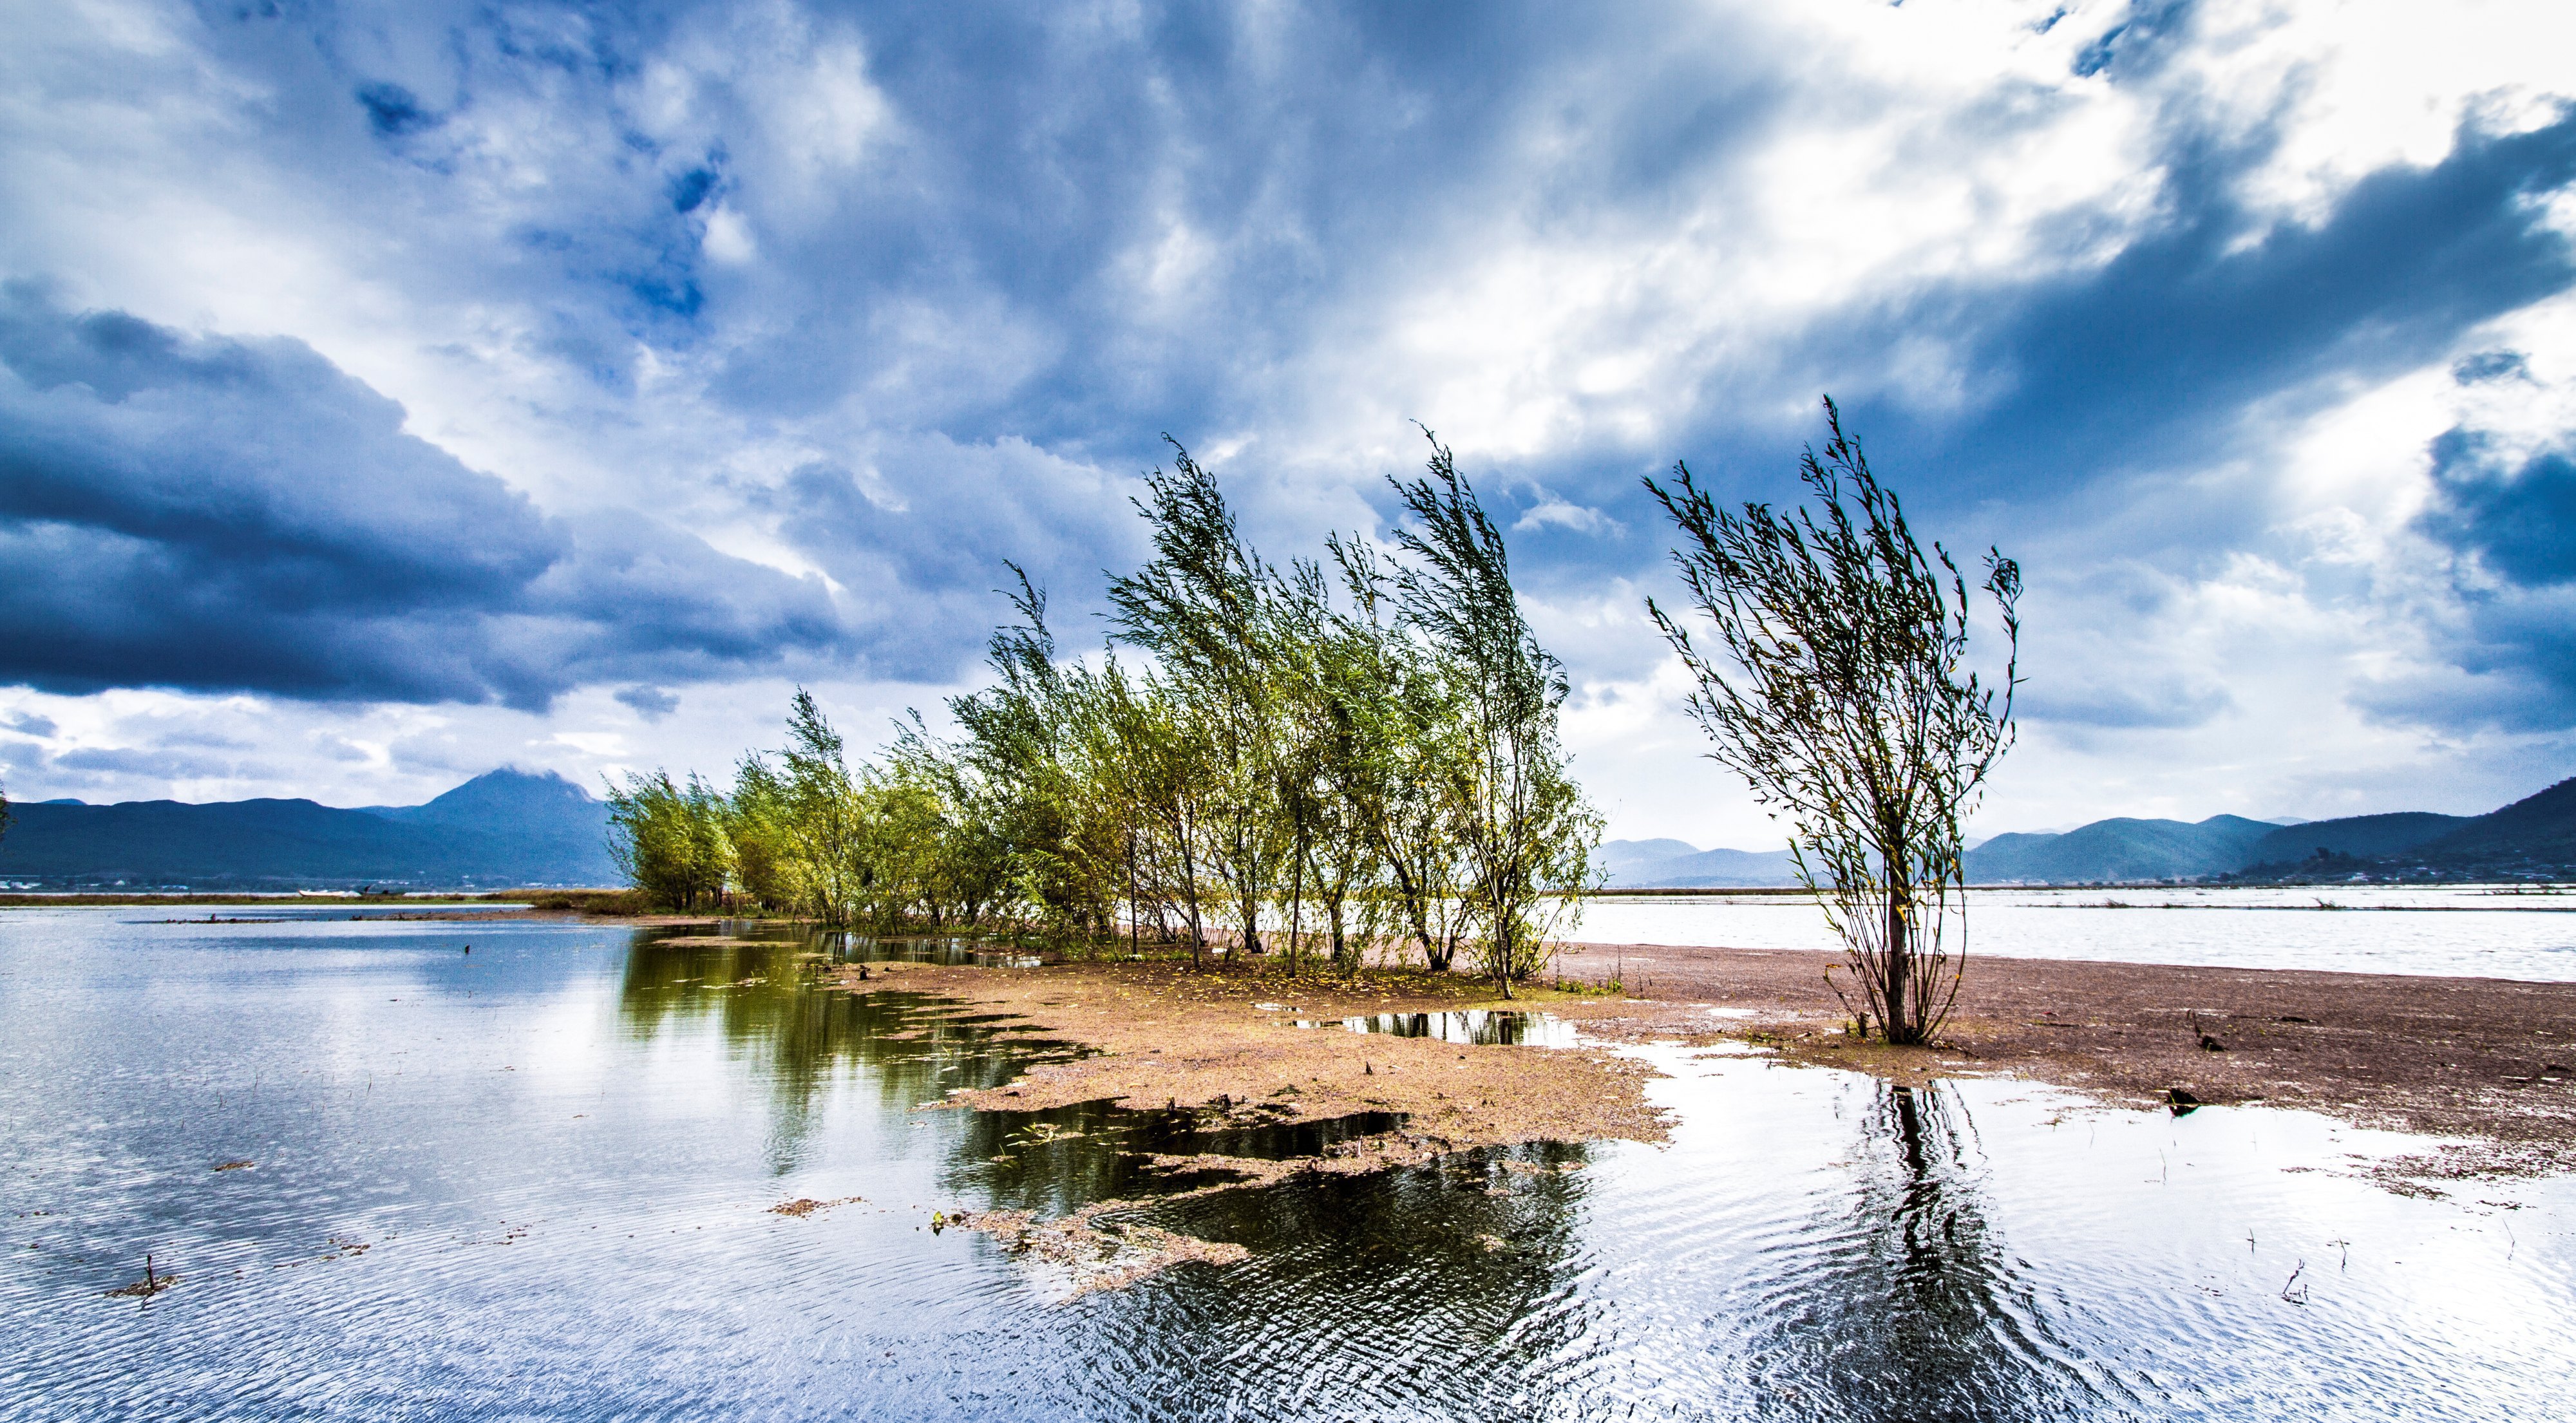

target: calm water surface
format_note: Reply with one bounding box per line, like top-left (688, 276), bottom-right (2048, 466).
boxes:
top-left (1575, 885), bottom-right (2576, 981)
top-left (3, 909), bottom-right (2571, 1420)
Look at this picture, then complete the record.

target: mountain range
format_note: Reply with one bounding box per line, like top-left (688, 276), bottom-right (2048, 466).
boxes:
top-left (10, 768), bottom-right (2573, 892)
top-left (1600, 776), bottom-right (2576, 887)
top-left (0, 769), bottom-right (618, 890)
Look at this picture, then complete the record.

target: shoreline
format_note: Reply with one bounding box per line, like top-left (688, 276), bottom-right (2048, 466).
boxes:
top-left (829, 941), bottom-right (2576, 1190)
top-left (36, 894), bottom-right (2571, 1183)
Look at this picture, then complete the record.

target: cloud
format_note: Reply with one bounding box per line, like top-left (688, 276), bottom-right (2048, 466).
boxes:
top-left (1788, 108), bottom-right (2576, 509)
top-left (5, 0), bottom-right (2576, 834)
top-left (1513, 498), bottom-right (1615, 536)
top-left (2385, 424), bottom-right (2576, 730)
top-left (764, 432), bottom-right (1149, 670)
top-left (615, 685), bottom-right (681, 720)
top-left (0, 284), bottom-right (855, 708)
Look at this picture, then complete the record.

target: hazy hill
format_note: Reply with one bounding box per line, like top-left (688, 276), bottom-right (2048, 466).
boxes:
top-left (1597, 839), bottom-right (1798, 888)
top-left (1964, 815), bottom-right (2285, 884)
top-left (2234, 777), bottom-right (2576, 880)
top-left (0, 769), bottom-right (616, 889)
top-left (2242, 811), bottom-right (2468, 869)
top-left (2416, 777), bottom-right (2576, 867)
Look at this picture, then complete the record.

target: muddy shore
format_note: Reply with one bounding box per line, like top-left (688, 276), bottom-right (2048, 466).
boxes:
top-left (833, 957), bottom-right (1669, 1158)
top-left (1557, 942), bottom-right (2576, 1181)
top-left (832, 941), bottom-right (2576, 1187)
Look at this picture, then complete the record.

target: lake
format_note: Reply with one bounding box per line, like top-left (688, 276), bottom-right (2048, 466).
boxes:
top-left (1572, 885), bottom-right (2576, 981)
top-left (4, 907), bottom-right (2571, 1420)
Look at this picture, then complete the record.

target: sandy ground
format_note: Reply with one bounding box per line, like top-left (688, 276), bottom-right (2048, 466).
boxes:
top-left (833, 957), bottom-right (1669, 1156)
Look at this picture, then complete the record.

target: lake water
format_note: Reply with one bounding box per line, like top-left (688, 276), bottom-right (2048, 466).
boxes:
top-left (5, 908), bottom-right (2572, 1420)
top-left (1571, 885), bottom-right (2576, 981)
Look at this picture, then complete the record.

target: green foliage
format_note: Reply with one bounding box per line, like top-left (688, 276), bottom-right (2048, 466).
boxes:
top-left (609, 431), bottom-right (1600, 984)
top-left (1387, 431), bottom-right (1604, 995)
top-left (1644, 395), bottom-right (2021, 1045)
top-left (605, 769), bottom-right (733, 911)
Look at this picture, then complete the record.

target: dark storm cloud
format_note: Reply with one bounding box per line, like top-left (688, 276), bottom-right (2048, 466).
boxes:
top-left (0, 285), bottom-right (853, 706)
top-left (1746, 110), bottom-right (2576, 513)
top-left (614, 685), bottom-right (681, 720)
top-left (2393, 424), bottom-right (2576, 730)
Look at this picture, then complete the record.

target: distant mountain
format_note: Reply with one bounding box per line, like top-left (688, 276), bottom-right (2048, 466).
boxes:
top-left (1597, 838), bottom-right (1798, 888)
top-left (1965, 815), bottom-right (2284, 884)
top-left (1601, 775), bottom-right (2576, 891)
top-left (2233, 778), bottom-right (2576, 881)
top-left (2241, 811), bottom-right (2468, 868)
top-left (0, 768), bottom-right (616, 889)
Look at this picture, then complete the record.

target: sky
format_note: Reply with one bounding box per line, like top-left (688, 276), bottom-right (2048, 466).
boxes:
top-left (3, 0), bottom-right (2574, 848)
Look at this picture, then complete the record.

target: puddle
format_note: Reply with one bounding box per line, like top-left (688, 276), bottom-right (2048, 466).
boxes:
top-left (1293, 1009), bottom-right (1578, 1047)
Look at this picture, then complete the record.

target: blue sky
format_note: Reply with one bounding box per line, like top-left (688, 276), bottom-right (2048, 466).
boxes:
top-left (3, 0), bottom-right (2574, 845)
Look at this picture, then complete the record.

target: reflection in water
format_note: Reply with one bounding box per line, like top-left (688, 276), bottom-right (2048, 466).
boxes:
top-left (1750, 1082), bottom-right (2121, 1421)
top-left (617, 930), bottom-right (1077, 1174)
top-left (7, 912), bottom-right (2573, 1421)
top-left (1294, 1010), bottom-right (1577, 1047)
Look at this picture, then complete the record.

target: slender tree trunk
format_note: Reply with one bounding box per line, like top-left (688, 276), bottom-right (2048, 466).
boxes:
top-left (1287, 834), bottom-right (1307, 975)
top-left (1884, 888), bottom-right (1911, 1044)
top-left (1178, 832), bottom-right (1204, 967)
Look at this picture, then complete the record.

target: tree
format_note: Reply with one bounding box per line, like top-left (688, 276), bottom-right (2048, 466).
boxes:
top-left (777, 689), bottom-right (871, 925)
top-left (725, 755), bottom-right (802, 912)
top-left (1643, 397), bottom-right (2020, 1046)
top-left (1107, 440), bottom-right (1288, 959)
top-left (1387, 432), bottom-right (1602, 997)
top-left (947, 570), bottom-right (1126, 944)
top-left (1082, 658), bottom-right (1215, 962)
top-left (606, 769), bottom-right (733, 910)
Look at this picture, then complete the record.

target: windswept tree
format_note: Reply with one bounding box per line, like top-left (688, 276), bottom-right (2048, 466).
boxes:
top-left (1388, 431), bottom-right (1602, 996)
top-left (1107, 441), bottom-right (1289, 959)
top-left (1644, 397), bottom-right (2020, 1046)
top-left (1330, 545), bottom-right (1477, 972)
top-left (774, 689), bottom-right (872, 926)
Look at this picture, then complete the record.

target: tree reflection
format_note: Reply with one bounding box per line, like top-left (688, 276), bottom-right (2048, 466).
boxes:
top-left (614, 927), bottom-right (1050, 1174)
top-left (1750, 1081), bottom-right (2117, 1422)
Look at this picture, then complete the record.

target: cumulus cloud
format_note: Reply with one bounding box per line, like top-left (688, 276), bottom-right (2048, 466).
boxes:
top-left (3, 0), bottom-right (2576, 828)
top-left (0, 284), bottom-right (853, 707)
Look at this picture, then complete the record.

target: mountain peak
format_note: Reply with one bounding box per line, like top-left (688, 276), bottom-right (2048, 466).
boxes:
top-left (408, 768), bottom-right (596, 824)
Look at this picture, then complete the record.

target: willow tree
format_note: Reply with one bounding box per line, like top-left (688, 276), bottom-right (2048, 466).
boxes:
top-left (1391, 432), bottom-right (1601, 997)
top-left (606, 769), bottom-right (733, 910)
top-left (945, 572), bottom-right (1123, 943)
top-left (1107, 440), bottom-right (1287, 958)
top-left (1644, 397), bottom-right (2018, 1046)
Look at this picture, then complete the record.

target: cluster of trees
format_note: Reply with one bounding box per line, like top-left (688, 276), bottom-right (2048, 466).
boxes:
top-left (608, 433), bottom-right (1602, 993)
